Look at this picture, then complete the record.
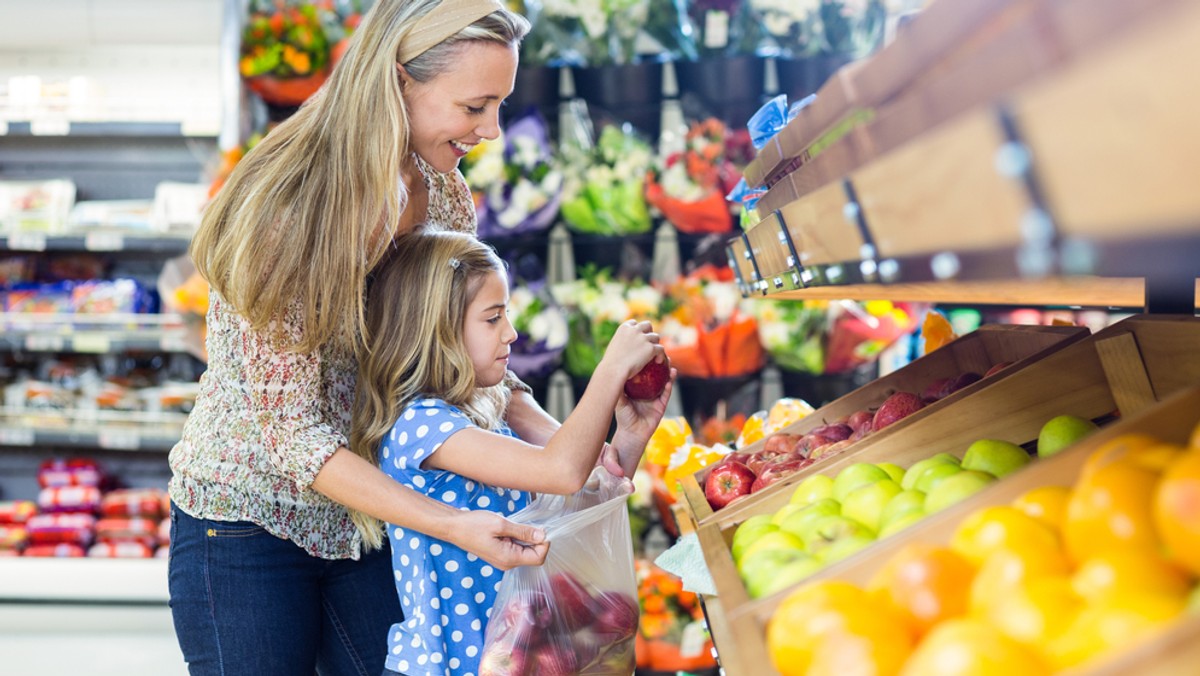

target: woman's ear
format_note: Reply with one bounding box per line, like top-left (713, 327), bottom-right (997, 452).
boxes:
top-left (396, 63), bottom-right (410, 91)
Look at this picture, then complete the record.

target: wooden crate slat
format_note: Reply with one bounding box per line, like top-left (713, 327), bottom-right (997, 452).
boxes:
top-left (1094, 332), bottom-right (1157, 415)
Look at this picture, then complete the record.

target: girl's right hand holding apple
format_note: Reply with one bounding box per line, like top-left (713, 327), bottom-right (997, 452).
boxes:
top-left (598, 320), bottom-right (663, 382)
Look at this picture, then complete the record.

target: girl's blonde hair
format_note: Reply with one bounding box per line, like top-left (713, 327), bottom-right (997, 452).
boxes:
top-left (190, 0), bottom-right (529, 354)
top-left (351, 231), bottom-right (511, 548)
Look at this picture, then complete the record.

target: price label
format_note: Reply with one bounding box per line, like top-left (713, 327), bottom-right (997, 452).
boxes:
top-left (8, 232), bottom-right (47, 251)
top-left (0, 427), bottom-right (36, 446)
top-left (25, 334), bottom-right (66, 352)
top-left (85, 232), bottom-right (124, 251)
top-left (704, 10), bottom-right (730, 49)
top-left (98, 429), bottom-right (141, 450)
top-left (30, 118), bottom-right (70, 136)
top-left (72, 333), bottom-right (111, 353)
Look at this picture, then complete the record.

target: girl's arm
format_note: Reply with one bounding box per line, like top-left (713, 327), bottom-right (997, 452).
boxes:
top-left (423, 321), bottom-right (663, 495)
top-left (505, 388), bottom-right (560, 446)
top-left (312, 447), bottom-right (548, 570)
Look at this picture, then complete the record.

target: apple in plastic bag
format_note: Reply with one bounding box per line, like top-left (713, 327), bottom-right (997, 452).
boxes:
top-left (548, 571), bottom-right (596, 630)
top-left (531, 638), bottom-right (578, 676)
top-left (478, 643), bottom-right (529, 676)
top-left (591, 590), bottom-right (639, 641)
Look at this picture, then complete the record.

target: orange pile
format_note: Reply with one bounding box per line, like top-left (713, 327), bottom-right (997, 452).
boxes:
top-left (766, 423), bottom-right (1200, 675)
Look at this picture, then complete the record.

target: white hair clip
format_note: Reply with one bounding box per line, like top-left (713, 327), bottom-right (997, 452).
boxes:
top-left (448, 257), bottom-right (461, 270)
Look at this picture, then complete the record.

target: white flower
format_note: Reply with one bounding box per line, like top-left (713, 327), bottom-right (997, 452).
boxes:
top-left (528, 311), bottom-right (568, 349)
top-left (592, 295), bottom-right (631, 323)
top-left (625, 285), bottom-right (663, 318)
top-left (704, 282), bottom-right (741, 324)
top-left (760, 322), bottom-right (793, 351)
top-left (464, 149), bottom-right (505, 190)
top-left (629, 469), bottom-right (653, 509)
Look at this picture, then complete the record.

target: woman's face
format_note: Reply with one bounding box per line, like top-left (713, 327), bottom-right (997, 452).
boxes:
top-left (462, 269), bottom-right (517, 388)
top-left (402, 41), bottom-right (518, 174)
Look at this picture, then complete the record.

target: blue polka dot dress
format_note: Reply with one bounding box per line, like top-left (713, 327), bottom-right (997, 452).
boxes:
top-left (380, 397), bottom-right (532, 676)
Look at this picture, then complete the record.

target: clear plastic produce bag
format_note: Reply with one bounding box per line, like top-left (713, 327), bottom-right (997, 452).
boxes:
top-left (479, 467), bottom-right (639, 675)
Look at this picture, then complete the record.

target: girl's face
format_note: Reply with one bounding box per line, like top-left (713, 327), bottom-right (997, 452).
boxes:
top-left (402, 41), bottom-right (518, 174)
top-left (463, 269), bottom-right (517, 388)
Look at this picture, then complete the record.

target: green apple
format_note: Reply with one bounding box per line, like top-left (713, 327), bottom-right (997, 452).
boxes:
top-left (879, 489), bottom-right (926, 529)
top-left (770, 503), bottom-right (807, 527)
top-left (789, 474), bottom-right (834, 506)
top-left (737, 530), bottom-right (806, 575)
top-left (841, 479), bottom-right (903, 532)
top-left (878, 510), bottom-right (926, 538)
top-left (1038, 414), bottom-right (1100, 458)
top-left (777, 498), bottom-right (841, 540)
top-left (913, 462), bottom-right (964, 494)
top-left (738, 547), bottom-right (808, 591)
top-left (818, 535), bottom-right (877, 564)
top-left (731, 518), bottom-right (779, 562)
top-left (877, 462), bottom-right (906, 485)
top-left (799, 515), bottom-right (875, 557)
top-left (924, 470), bottom-right (996, 513)
top-left (747, 554), bottom-right (823, 599)
top-left (901, 456), bottom-right (959, 491)
top-left (961, 439), bottom-right (1031, 478)
top-left (932, 453), bottom-right (963, 465)
top-left (832, 463), bottom-right (892, 503)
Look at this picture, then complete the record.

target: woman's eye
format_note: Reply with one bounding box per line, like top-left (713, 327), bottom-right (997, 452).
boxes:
top-left (467, 105), bottom-right (486, 115)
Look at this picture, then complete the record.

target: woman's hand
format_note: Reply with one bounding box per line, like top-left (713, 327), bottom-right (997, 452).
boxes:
top-left (451, 510), bottom-right (549, 570)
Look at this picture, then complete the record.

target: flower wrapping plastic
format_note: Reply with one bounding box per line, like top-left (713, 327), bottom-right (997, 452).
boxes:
top-left (479, 468), bottom-right (639, 675)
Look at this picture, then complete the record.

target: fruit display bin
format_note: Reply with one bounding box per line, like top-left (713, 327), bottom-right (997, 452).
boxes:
top-left (693, 314), bottom-right (1200, 673)
top-left (678, 323), bottom-right (1090, 529)
top-left (709, 383), bottom-right (1200, 675)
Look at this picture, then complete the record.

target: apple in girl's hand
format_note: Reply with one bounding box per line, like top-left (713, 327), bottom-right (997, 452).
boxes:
top-left (705, 461), bottom-right (756, 510)
top-left (623, 356), bottom-right (671, 400)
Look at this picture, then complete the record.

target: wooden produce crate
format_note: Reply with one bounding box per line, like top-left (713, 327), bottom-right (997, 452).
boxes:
top-left (678, 323), bottom-right (1090, 529)
top-left (718, 385), bottom-right (1200, 676)
top-left (698, 315), bottom-right (1200, 674)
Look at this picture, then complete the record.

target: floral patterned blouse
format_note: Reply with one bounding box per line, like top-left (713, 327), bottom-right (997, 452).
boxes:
top-left (169, 156), bottom-right (478, 560)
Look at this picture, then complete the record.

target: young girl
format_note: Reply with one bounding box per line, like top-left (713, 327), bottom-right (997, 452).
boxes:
top-left (354, 230), bottom-right (672, 675)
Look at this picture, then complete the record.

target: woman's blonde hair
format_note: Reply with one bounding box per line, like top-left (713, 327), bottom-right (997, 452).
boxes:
top-left (190, 0), bottom-right (529, 354)
top-left (351, 231), bottom-right (512, 548)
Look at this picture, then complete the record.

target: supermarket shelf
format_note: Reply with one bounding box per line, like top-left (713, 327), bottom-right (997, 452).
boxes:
top-left (0, 231), bottom-right (191, 254)
top-left (0, 313), bottom-right (194, 354)
top-left (0, 558), bottom-right (168, 604)
top-left (0, 120), bottom-right (214, 139)
top-left (0, 409), bottom-right (186, 451)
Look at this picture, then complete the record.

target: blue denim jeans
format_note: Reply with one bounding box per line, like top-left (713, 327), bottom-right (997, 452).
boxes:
top-left (168, 504), bottom-right (402, 676)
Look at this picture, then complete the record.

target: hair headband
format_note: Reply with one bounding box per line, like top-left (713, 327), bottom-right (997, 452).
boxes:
top-left (398, 0), bottom-right (507, 64)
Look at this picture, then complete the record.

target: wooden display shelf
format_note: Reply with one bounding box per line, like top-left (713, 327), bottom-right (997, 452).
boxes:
top-left (732, 0), bottom-right (1200, 302)
top-left (695, 315), bottom-right (1200, 673)
top-left (678, 323), bottom-right (1089, 531)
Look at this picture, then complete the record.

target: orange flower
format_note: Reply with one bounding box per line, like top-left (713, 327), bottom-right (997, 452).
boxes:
top-left (643, 595), bottom-right (667, 615)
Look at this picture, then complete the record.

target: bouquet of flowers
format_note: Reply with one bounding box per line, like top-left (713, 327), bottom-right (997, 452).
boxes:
top-left (687, 0), bottom-right (770, 57)
top-left (658, 265), bottom-right (764, 379)
top-left (461, 113), bottom-right (562, 239)
top-left (749, 0), bottom-right (886, 58)
top-left (750, 0), bottom-right (822, 56)
top-left (645, 118), bottom-right (741, 235)
top-left (559, 125), bottom-right (654, 236)
top-left (634, 560), bottom-right (717, 671)
top-left (522, 0), bottom-right (692, 66)
top-left (324, 0), bottom-right (372, 66)
top-left (240, 1), bottom-right (335, 105)
top-left (754, 299), bottom-right (917, 374)
top-left (505, 282), bottom-right (569, 380)
top-left (550, 266), bottom-right (662, 376)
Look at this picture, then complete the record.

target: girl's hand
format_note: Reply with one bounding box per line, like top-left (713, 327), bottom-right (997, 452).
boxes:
top-left (611, 367), bottom-right (676, 476)
top-left (600, 320), bottom-right (664, 381)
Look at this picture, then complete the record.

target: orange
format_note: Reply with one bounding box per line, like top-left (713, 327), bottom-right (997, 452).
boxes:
top-left (867, 544), bottom-right (977, 637)
top-left (968, 545), bottom-right (1071, 615)
top-left (1043, 592), bottom-right (1186, 670)
top-left (1071, 549), bottom-right (1192, 603)
top-left (1010, 485), bottom-right (1070, 534)
top-left (1063, 457), bottom-right (1162, 564)
top-left (921, 312), bottom-right (956, 355)
top-left (767, 580), bottom-right (914, 676)
top-left (949, 506), bottom-right (1061, 568)
top-left (1080, 433), bottom-right (1179, 477)
top-left (1153, 449), bottom-right (1200, 576)
top-left (898, 617), bottom-right (1049, 676)
top-left (982, 576), bottom-right (1082, 648)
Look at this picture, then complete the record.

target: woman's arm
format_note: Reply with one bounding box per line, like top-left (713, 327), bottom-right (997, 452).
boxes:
top-left (311, 448), bottom-right (548, 569)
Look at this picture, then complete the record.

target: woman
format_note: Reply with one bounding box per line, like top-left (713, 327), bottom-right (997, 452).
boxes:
top-left (167, 1), bottom-right (558, 673)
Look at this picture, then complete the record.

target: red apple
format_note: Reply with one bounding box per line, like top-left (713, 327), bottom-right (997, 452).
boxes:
top-left (943, 371), bottom-right (982, 397)
top-left (846, 410), bottom-right (874, 435)
top-left (762, 433), bottom-right (798, 455)
top-left (921, 377), bottom-right (954, 402)
top-left (596, 637), bottom-right (636, 673)
top-left (809, 439), bottom-right (855, 461)
top-left (479, 643), bottom-right (529, 676)
top-left (531, 638), bottom-right (578, 675)
top-left (751, 458), bottom-right (811, 492)
top-left (548, 571), bottom-right (596, 630)
top-left (984, 361), bottom-right (1014, 377)
top-left (810, 422), bottom-right (853, 442)
top-left (623, 357), bottom-right (671, 400)
top-left (747, 449), bottom-right (790, 475)
top-left (592, 591), bottom-right (639, 641)
top-left (704, 461), bottom-right (756, 510)
top-left (871, 391), bottom-right (926, 432)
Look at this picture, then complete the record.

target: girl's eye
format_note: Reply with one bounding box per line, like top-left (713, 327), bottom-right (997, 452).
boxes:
top-left (487, 315), bottom-right (502, 324)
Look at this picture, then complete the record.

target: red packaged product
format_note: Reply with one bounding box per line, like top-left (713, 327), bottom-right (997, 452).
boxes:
top-left (26, 513), bottom-right (95, 547)
top-left (37, 486), bottom-right (102, 514)
top-left (158, 517), bottom-right (171, 547)
top-left (96, 517), bottom-right (159, 548)
top-left (101, 488), bottom-right (168, 518)
top-left (0, 549), bottom-right (21, 557)
top-left (0, 525), bottom-right (28, 549)
top-left (24, 543), bottom-right (86, 557)
top-left (88, 542), bottom-right (154, 559)
top-left (38, 458), bottom-right (102, 489)
top-left (0, 500), bottom-right (37, 524)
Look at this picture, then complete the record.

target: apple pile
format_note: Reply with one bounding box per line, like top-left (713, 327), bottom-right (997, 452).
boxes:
top-left (729, 413), bottom-right (1098, 600)
top-left (702, 363), bottom-right (1014, 512)
top-left (479, 571), bottom-right (639, 676)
